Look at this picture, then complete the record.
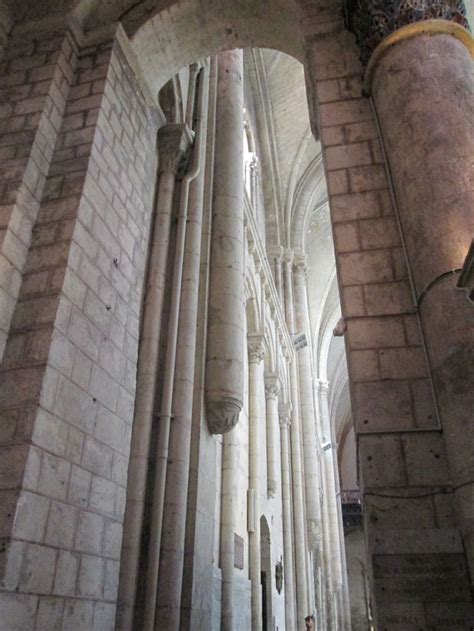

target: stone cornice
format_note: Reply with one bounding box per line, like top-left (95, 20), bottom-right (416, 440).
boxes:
top-left (344, 0), bottom-right (470, 66)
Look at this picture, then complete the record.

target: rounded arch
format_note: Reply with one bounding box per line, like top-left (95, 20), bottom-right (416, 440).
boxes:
top-left (73, 0), bottom-right (305, 97)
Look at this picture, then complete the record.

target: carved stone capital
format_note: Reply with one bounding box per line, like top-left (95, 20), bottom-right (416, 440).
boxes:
top-left (264, 373), bottom-right (279, 400)
top-left (267, 479), bottom-right (278, 498)
top-left (248, 335), bottom-right (264, 364)
top-left (344, 0), bottom-right (469, 65)
top-left (206, 397), bottom-right (242, 434)
top-left (158, 123), bottom-right (194, 176)
top-left (293, 256), bottom-right (308, 277)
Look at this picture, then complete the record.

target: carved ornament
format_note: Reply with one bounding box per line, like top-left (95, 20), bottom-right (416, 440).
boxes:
top-left (248, 335), bottom-right (265, 364)
top-left (344, 0), bottom-right (470, 65)
top-left (206, 397), bottom-right (242, 434)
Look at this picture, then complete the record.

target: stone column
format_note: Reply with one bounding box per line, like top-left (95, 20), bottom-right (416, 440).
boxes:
top-left (319, 381), bottom-right (350, 630)
top-left (118, 122), bottom-right (193, 630)
top-left (264, 373), bottom-right (279, 498)
top-left (155, 63), bottom-right (210, 630)
top-left (248, 334), bottom-right (265, 631)
top-left (283, 252), bottom-right (309, 622)
top-left (205, 49), bottom-right (245, 435)
top-left (348, 0), bottom-right (474, 579)
top-left (279, 403), bottom-right (296, 631)
top-left (293, 259), bottom-right (324, 567)
top-left (220, 428), bottom-right (238, 631)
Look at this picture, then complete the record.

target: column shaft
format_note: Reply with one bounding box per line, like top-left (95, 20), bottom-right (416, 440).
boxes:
top-left (264, 375), bottom-right (279, 498)
top-left (279, 406), bottom-right (296, 631)
top-left (284, 252), bottom-right (309, 622)
top-left (205, 49), bottom-right (245, 435)
top-left (248, 336), bottom-right (265, 631)
top-left (118, 123), bottom-right (193, 630)
top-left (370, 26), bottom-right (474, 577)
top-left (221, 430), bottom-right (237, 631)
top-left (156, 64), bottom-right (210, 629)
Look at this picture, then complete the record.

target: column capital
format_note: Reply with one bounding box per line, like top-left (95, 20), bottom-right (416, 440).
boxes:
top-left (293, 255), bottom-right (308, 277)
top-left (248, 334), bottom-right (264, 364)
top-left (264, 373), bottom-right (279, 400)
top-left (278, 403), bottom-right (292, 428)
top-left (158, 123), bottom-right (194, 176)
top-left (344, 0), bottom-right (470, 66)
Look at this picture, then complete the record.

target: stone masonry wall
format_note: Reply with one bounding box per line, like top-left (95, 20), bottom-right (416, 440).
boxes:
top-left (0, 26), bottom-right (76, 361)
top-left (0, 25), bottom-right (159, 629)
top-left (298, 0), bottom-right (468, 627)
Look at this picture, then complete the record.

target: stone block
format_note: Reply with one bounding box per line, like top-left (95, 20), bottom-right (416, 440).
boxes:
top-left (359, 435), bottom-right (407, 488)
top-left (19, 543), bottom-right (57, 594)
top-left (103, 518), bottom-right (122, 559)
top-left (89, 475), bottom-right (117, 517)
top-left (67, 465), bottom-right (91, 508)
top-left (82, 435), bottom-right (113, 479)
top-left (348, 350), bottom-right (379, 382)
top-left (326, 142), bottom-right (372, 170)
top-left (36, 597), bottom-right (64, 630)
top-left (364, 281), bottom-right (413, 315)
top-left (349, 165), bottom-right (387, 192)
top-left (13, 490), bottom-right (49, 542)
top-left (77, 554), bottom-right (104, 598)
top-left (32, 409), bottom-right (68, 457)
top-left (45, 501), bottom-right (78, 548)
top-left (379, 347), bottom-right (427, 380)
top-left (358, 216), bottom-right (400, 250)
top-left (403, 433), bottom-right (449, 486)
top-left (0, 593), bottom-right (38, 631)
top-left (38, 452), bottom-right (70, 501)
top-left (62, 598), bottom-right (94, 631)
top-left (354, 380), bottom-right (414, 431)
top-left (327, 169), bottom-right (349, 195)
top-left (333, 221), bottom-right (360, 252)
top-left (104, 558), bottom-right (119, 600)
top-left (53, 376), bottom-right (96, 434)
top-left (93, 603), bottom-right (116, 630)
top-left (339, 250), bottom-right (393, 285)
top-left (341, 285), bottom-right (366, 316)
top-left (319, 99), bottom-right (372, 127)
top-left (74, 510), bottom-right (103, 554)
top-left (346, 316), bottom-right (405, 349)
top-left (53, 550), bottom-right (80, 596)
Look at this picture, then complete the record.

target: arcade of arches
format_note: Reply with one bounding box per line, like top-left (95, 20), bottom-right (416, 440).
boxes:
top-left (0, 1), bottom-right (472, 629)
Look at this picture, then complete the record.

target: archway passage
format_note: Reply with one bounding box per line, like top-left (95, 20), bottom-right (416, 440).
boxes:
top-left (0, 1), bottom-right (472, 631)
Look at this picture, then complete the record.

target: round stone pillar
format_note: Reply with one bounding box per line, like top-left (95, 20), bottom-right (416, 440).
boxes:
top-left (205, 49), bottom-right (245, 434)
top-left (264, 374), bottom-right (280, 498)
top-left (349, 2), bottom-right (474, 576)
top-left (279, 403), bottom-right (296, 630)
top-left (248, 334), bottom-right (265, 631)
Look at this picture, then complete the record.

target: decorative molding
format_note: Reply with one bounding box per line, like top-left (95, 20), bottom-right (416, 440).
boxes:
top-left (344, 0), bottom-right (470, 65)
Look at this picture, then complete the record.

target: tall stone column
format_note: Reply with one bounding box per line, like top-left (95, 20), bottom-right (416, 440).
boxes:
top-left (283, 252), bottom-right (309, 622)
top-left (293, 259), bottom-right (324, 564)
top-left (205, 49), bottom-right (245, 435)
top-left (348, 0), bottom-right (474, 575)
top-left (220, 428), bottom-right (238, 631)
top-left (319, 381), bottom-right (351, 631)
top-left (248, 334), bottom-right (265, 631)
top-left (118, 122), bottom-right (193, 630)
top-left (279, 403), bottom-right (296, 630)
top-left (264, 373), bottom-right (279, 498)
